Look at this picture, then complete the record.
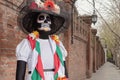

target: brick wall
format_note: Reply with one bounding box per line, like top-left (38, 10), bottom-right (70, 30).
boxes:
top-left (66, 7), bottom-right (91, 79)
top-left (0, 0), bottom-right (26, 80)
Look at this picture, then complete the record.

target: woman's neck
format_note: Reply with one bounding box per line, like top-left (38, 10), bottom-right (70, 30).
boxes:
top-left (39, 34), bottom-right (49, 39)
top-left (38, 30), bottom-right (51, 39)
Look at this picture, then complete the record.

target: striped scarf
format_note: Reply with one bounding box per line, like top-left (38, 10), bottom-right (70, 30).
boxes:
top-left (27, 32), bottom-right (65, 80)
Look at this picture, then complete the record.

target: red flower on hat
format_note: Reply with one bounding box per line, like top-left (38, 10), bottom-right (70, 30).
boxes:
top-left (44, 0), bottom-right (55, 10)
top-left (30, 2), bottom-right (38, 9)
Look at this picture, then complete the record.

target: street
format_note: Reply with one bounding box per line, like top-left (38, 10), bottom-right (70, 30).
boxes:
top-left (86, 62), bottom-right (120, 80)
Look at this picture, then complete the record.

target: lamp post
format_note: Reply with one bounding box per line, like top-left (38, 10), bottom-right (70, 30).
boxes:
top-left (92, 0), bottom-right (97, 25)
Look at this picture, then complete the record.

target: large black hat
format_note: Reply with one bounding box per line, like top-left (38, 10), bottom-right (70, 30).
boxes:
top-left (18, 0), bottom-right (67, 34)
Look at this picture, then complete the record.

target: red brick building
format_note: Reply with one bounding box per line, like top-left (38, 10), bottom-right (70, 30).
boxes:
top-left (0, 0), bottom-right (105, 80)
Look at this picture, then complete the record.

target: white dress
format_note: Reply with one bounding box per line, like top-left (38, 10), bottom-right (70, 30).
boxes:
top-left (16, 38), bottom-right (67, 80)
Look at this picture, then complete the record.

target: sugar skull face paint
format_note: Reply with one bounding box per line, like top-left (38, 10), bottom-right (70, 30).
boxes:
top-left (37, 13), bottom-right (51, 31)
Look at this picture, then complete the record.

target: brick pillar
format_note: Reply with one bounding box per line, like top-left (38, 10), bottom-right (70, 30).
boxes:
top-left (96, 36), bottom-right (101, 69)
top-left (91, 29), bottom-right (97, 73)
top-left (80, 16), bottom-right (92, 78)
top-left (98, 40), bottom-right (101, 68)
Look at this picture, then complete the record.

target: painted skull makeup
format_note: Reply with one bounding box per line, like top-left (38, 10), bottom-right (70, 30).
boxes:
top-left (37, 13), bottom-right (51, 31)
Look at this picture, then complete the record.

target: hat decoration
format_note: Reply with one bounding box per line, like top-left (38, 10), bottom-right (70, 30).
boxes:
top-left (30, 0), bottom-right (60, 14)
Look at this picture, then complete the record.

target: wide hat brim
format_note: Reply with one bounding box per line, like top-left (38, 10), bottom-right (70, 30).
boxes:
top-left (18, 6), bottom-right (67, 35)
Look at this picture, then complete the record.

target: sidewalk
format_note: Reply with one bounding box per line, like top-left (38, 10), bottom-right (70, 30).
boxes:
top-left (86, 62), bottom-right (120, 80)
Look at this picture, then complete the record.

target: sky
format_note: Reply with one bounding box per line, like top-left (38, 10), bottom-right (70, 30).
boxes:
top-left (75, 0), bottom-right (111, 29)
top-left (75, 0), bottom-right (110, 15)
top-left (75, 0), bottom-right (93, 15)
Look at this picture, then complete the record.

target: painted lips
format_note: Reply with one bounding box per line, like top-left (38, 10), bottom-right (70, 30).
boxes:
top-left (38, 23), bottom-right (51, 31)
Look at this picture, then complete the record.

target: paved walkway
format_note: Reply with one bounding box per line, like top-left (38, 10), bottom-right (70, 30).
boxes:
top-left (86, 62), bottom-right (120, 80)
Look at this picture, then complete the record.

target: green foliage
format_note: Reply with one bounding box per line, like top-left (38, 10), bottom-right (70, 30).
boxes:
top-left (107, 51), bottom-right (112, 59)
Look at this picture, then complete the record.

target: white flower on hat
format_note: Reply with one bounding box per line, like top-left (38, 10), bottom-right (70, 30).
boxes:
top-left (34, 0), bottom-right (60, 14)
top-left (54, 4), bottom-right (60, 14)
top-left (35, 0), bottom-right (44, 8)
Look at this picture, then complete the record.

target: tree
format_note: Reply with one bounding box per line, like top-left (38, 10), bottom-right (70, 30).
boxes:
top-left (97, 0), bottom-right (120, 66)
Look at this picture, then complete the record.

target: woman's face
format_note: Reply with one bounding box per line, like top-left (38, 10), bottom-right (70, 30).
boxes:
top-left (36, 13), bottom-right (51, 32)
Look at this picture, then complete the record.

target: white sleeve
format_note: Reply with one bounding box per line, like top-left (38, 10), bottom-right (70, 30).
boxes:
top-left (16, 39), bottom-right (32, 62)
top-left (59, 41), bottom-right (67, 61)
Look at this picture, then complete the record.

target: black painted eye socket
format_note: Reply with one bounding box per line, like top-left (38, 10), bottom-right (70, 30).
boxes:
top-left (39, 15), bottom-right (44, 20)
top-left (38, 15), bottom-right (51, 21)
top-left (46, 16), bottom-right (51, 21)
